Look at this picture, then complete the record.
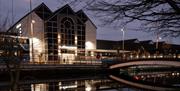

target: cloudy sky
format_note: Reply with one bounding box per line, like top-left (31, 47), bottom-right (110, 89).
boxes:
top-left (0, 0), bottom-right (179, 44)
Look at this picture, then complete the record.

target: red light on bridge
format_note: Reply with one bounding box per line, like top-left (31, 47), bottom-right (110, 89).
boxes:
top-left (134, 76), bottom-right (140, 80)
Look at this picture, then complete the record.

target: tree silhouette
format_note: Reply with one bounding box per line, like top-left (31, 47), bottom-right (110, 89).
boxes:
top-left (60, 0), bottom-right (180, 37)
top-left (0, 15), bottom-right (22, 91)
top-left (0, 33), bottom-right (22, 91)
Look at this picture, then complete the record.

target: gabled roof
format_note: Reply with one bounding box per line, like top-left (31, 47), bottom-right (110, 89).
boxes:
top-left (46, 4), bottom-right (85, 25)
top-left (76, 10), bottom-right (88, 22)
top-left (7, 3), bottom-right (52, 32)
top-left (34, 3), bottom-right (52, 20)
top-left (76, 10), bottom-right (97, 29)
top-left (8, 3), bottom-right (97, 33)
top-left (53, 4), bottom-right (75, 15)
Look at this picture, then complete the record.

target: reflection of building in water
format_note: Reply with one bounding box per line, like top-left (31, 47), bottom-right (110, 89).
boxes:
top-left (31, 84), bottom-right (48, 91)
top-left (18, 79), bottom-right (120, 91)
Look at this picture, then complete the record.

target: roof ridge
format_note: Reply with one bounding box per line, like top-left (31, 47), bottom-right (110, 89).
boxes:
top-left (7, 2), bottom-right (51, 32)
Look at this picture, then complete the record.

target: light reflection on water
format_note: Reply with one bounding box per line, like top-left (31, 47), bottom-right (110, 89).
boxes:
top-left (27, 79), bottom-right (118, 91)
top-left (15, 78), bottom-right (141, 91)
top-left (0, 69), bottom-right (180, 91)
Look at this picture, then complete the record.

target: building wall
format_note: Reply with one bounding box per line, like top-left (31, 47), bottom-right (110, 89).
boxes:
top-left (8, 4), bottom-right (99, 63)
top-left (12, 12), bottom-right (45, 62)
top-left (85, 20), bottom-right (96, 56)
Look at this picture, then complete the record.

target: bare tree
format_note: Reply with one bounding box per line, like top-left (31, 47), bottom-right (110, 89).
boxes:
top-left (0, 15), bottom-right (9, 32)
top-left (0, 35), bottom-right (22, 91)
top-left (59, 0), bottom-right (180, 37)
top-left (0, 16), bottom-right (22, 91)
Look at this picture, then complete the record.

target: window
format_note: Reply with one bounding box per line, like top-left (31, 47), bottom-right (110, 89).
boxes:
top-left (60, 17), bottom-right (75, 46)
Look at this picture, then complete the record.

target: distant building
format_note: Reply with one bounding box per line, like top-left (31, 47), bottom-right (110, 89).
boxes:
top-left (0, 32), bottom-right (29, 61)
top-left (8, 3), bottom-right (96, 63)
top-left (96, 39), bottom-right (143, 59)
top-left (96, 39), bottom-right (180, 59)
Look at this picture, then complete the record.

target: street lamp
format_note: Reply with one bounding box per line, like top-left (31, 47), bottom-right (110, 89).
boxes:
top-left (121, 28), bottom-right (125, 58)
top-left (156, 36), bottom-right (162, 49)
top-left (155, 35), bottom-right (161, 58)
top-left (31, 20), bottom-right (35, 62)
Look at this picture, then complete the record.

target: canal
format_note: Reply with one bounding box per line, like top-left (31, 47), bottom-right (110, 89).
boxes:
top-left (0, 66), bottom-right (180, 91)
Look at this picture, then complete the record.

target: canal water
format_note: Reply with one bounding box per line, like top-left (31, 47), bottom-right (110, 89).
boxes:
top-left (0, 67), bottom-right (180, 91)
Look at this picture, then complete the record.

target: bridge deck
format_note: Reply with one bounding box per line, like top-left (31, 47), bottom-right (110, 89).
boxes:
top-left (110, 58), bottom-right (180, 69)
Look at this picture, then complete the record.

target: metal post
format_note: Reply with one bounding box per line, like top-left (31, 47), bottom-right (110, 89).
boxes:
top-left (121, 28), bottom-right (125, 59)
top-left (156, 34), bottom-right (159, 49)
top-left (30, 0), bottom-right (34, 63)
top-left (11, 0), bottom-right (14, 25)
top-left (156, 33), bottom-right (161, 58)
top-left (31, 21), bottom-right (34, 62)
top-left (122, 30), bottom-right (125, 51)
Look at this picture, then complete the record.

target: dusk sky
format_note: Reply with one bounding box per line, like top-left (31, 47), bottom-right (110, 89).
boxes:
top-left (0, 0), bottom-right (179, 44)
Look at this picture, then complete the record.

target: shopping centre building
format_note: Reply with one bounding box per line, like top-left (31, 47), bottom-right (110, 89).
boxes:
top-left (7, 3), bottom-right (97, 63)
top-left (7, 3), bottom-right (180, 63)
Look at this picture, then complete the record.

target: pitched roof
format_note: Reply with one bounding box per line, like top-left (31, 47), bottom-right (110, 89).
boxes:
top-left (7, 3), bottom-right (52, 32)
top-left (46, 4), bottom-right (85, 25)
top-left (76, 10), bottom-right (97, 29)
top-left (53, 4), bottom-right (75, 15)
top-left (7, 3), bottom-right (96, 33)
top-left (34, 3), bottom-right (52, 20)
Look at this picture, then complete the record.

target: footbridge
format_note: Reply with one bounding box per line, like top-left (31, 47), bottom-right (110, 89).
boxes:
top-left (109, 58), bottom-right (180, 69)
top-left (109, 75), bottom-right (179, 91)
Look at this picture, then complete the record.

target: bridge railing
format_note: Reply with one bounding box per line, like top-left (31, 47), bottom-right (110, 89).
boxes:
top-left (0, 60), bottom-right (103, 66)
top-left (122, 54), bottom-right (179, 61)
top-left (22, 60), bottom-right (102, 65)
top-left (101, 55), bottom-right (180, 66)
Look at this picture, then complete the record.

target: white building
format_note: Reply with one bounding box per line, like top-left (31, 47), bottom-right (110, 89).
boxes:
top-left (8, 3), bottom-right (97, 64)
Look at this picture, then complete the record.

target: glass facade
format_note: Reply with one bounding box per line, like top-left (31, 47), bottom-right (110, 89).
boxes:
top-left (8, 4), bottom-right (98, 63)
top-left (44, 6), bottom-right (86, 62)
top-left (45, 16), bottom-right (58, 61)
top-left (60, 17), bottom-right (75, 46)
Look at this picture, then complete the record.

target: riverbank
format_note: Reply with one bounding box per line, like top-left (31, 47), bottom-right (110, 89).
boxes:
top-left (0, 64), bottom-right (108, 81)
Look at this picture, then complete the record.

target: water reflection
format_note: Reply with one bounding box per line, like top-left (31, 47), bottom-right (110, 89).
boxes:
top-left (31, 84), bottom-right (48, 91)
top-left (0, 69), bottom-right (180, 91)
top-left (110, 75), bottom-right (175, 91)
top-left (21, 79), bottom-right (114, 91)
top-left (111, 67), bottom-right (180, 91)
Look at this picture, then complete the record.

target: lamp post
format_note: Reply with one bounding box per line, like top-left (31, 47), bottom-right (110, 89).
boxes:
top-left (121, 28), bottom-right (125, 58)
top-left (29, 0), bottom-right (35, 62)
top-left (31, 20), bottom-right (35, 62)
top-left (155, 34), bottom-right (161, 58)
top-left (156, 36), bottom-right (162, 49)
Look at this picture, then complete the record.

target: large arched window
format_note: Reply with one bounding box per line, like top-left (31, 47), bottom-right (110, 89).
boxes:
top-left (60, 17), bottom-right (75, 46)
